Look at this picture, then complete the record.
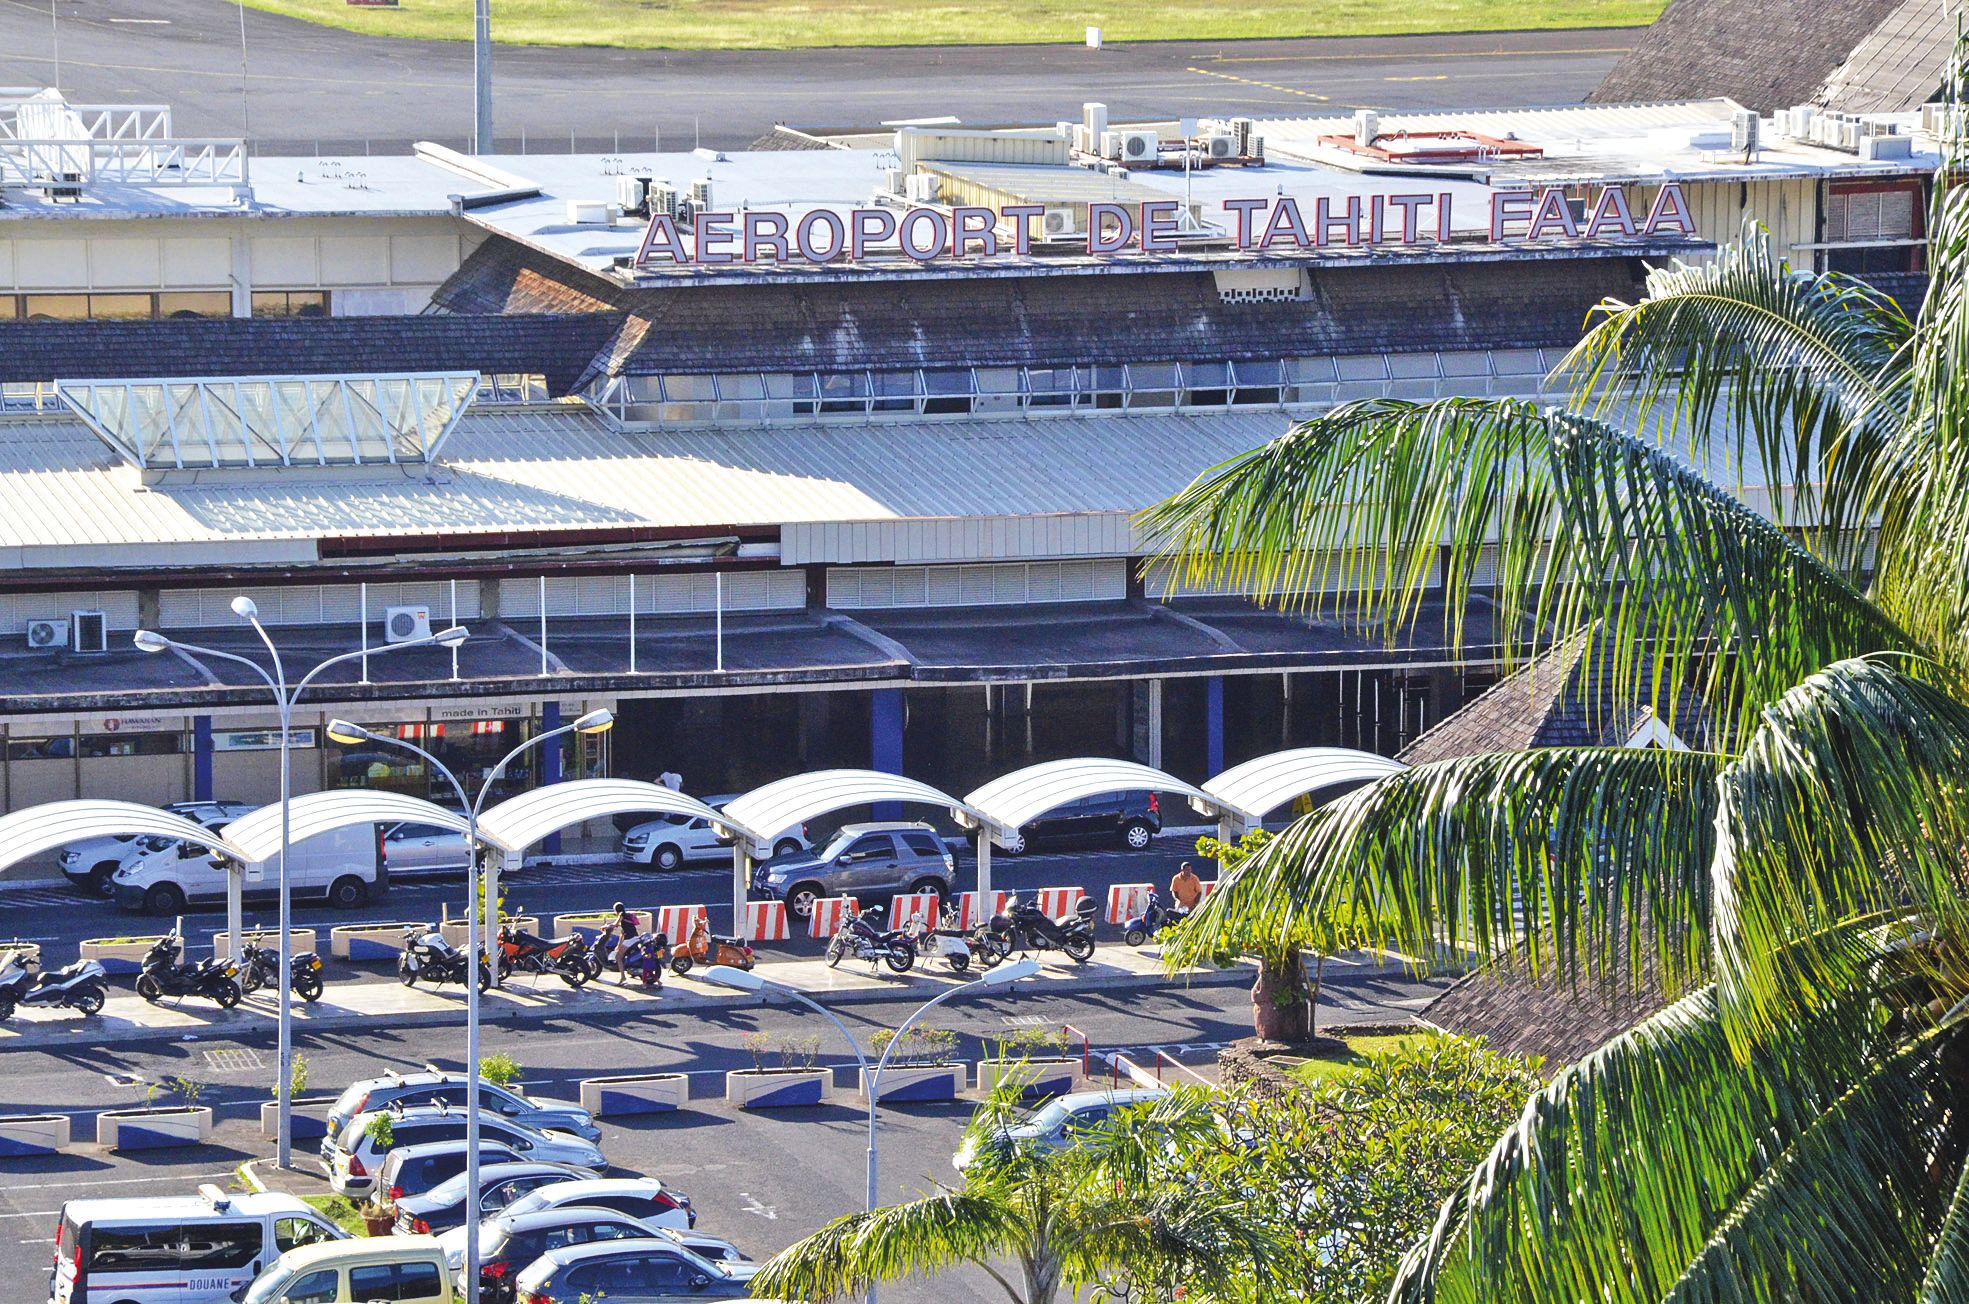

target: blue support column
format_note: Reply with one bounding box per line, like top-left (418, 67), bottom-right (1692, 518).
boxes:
top-left (870, 689), bottom-right (904, 820)
top-left (540, 702), bottom-right (563, 853)
top-left (1205, 676), bottom-right (1225, 779)
top-left (192, 715), bottom-right (214, 802)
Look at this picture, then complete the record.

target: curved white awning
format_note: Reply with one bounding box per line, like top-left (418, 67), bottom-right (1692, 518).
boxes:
top-left (478, 779), bottom-right (761, 854)
top-left (222, 790), bottom-right (471, 864)
top-left (1198, 747), bottom-right (1406, 818)
top-left (0, 799), bottom-right (245, 871)
top-left (964, 758), bottom-right (1243, 846)
top-left (722, 769), bottom-right (1001, 849)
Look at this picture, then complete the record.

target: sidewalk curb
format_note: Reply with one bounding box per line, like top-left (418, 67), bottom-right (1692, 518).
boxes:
top-left (237, 1158), bottom-right (271, 1193)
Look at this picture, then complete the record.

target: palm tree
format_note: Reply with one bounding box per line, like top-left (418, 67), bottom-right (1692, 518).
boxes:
top-left (750, 1086), bottom-right (1280, 1303)
top-left (1140, 150), bottom-right (1969, 1298)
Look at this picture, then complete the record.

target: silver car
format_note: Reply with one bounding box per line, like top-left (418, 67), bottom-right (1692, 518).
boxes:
top-left (620, 796), bottom-right (806, 871)
top-left (326, 1107), bottom-right (606, 1197)
top-left (326, 1068), bottom-right (601, 1142)
top-left (381, 821), bottom-right (474, 877)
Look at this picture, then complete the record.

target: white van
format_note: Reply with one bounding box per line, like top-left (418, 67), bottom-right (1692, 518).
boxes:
top-left (110, 824), bottom-right (385, 916)
top-left (50, 1186), bottom-right (345, 1304)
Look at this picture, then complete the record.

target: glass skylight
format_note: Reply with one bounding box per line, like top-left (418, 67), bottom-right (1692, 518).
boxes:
top-left (55, 372), bottom-right (481, 469)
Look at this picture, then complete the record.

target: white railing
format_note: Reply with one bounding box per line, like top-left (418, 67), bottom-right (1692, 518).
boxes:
top-left (0, 103), bottom-right (172, 143)
top-left (0, 138), bottom-right (248, 189)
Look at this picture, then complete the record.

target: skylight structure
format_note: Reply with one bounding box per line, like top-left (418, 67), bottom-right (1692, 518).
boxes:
top-left (55, 373), bottom-right (480, 469)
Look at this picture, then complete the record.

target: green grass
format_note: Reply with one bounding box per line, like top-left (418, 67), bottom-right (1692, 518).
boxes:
top-left (1284, 1033), bottom-right (1421, 1086)
top-left (229, 0), bottom-right (1661, 53)
top-left (303, 1193), bottom-right (371, 1236)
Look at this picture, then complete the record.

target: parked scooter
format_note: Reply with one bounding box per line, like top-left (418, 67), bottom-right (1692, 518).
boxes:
top-left (671, 918), bottom-right (754, 976)
top-left (991, 895), bottom-right (1098, 962)
top-left (1122, 887), bottom-right (1189, 947)
top-left (0, 952), bottom-right (108, 1020)
top-left (825, 904), bottom-right (915, 974)
top-left (911, 905), bottom-right (984, 974)
top-left (496, 918), bottom-right (592, 987)
top-left (236, 935), bottom-right (326, 1002)
top-left (619, 930), bottom-right (671, 987)
top-left (136, 931), bottom-right (243, 1007)
top-left (397, 925), bottom-right (491, 994)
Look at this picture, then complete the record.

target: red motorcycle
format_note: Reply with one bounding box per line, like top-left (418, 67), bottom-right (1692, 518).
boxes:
top-left (496, 920), bottom-right (592, 987)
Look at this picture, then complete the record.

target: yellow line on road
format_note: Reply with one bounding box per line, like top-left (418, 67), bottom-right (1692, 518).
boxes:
top-left (1197, 45), bottom-right (1634, 64)
top-left (1186, 65), bottom-right (1331, 100)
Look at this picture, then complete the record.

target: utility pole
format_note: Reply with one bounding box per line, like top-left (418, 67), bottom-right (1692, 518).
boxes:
top-left (473, 0), bottom-right (492, 153)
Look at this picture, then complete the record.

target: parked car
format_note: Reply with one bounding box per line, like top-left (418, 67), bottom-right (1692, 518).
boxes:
top-left (244, 1235), bottom-right (453, 1304)
top-left (952, 1087), bottom-right (1169, 1171)
top-left (381, 822), bottom-right (474, 878)
top-left (750, 821), bottom-right (955, 919)
top-left (327, 1068), bottom-right (601, 1142)
top-left (326, 1108), bottom-right (605, 1198)
top-left (997, 791), bottom-right (1162, 855)
top-left (112, 822), bottom-right (383, 916)
top-left (59, 800), bottom-right (255, 894)
top-left (440, 1208), bottom-right (745, 1302)
top-left (511, 1239), bottom-right (758, 1304)
top-left (501, 1178), bottom-right (694, 1231)
top-left (51, 1186), bottom-right (344, 1304)
top-left (394, 1162), bottom-right (587, 1235)
top-left (376, 1139), bottom-right (526, 1203)
top-left (619, 797), bottom-right (806, 871)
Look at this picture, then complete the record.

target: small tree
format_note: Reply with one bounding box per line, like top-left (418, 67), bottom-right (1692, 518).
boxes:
top-left (171, 1076), bottom-right (205, 1110)
top-left (478, 1053), bottom-right (522, 1088)
top-left (363, 1111), bottom-right (394, 1149)
top-left (778, 1034), bottom-right (819, 1072)
top-left (739, 1031), bottom-right (771, 1074)
top-left (276, 1052), bottom-right (310, 1101)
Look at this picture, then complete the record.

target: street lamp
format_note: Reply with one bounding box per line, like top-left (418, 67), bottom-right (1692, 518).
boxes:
top-left (134, 611), bottom-right (470, 1171)
top-left (325, 706), bottom-right (612, 1304)
top-left (703, 958), bottom-right (1040, 1304)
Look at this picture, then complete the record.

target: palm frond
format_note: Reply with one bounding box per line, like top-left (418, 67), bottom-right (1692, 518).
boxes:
top-left (1137, 399), bottom-right (1915, 747)
top-left (1165, 746), bottom-right (1727, 988)
top-left (750, 1191), bottom-right (1027, 1303)
top-left (1917, 1154), bottom-right (1969, 1304)
top-left (1556, 223), bottom-right (1913, 567)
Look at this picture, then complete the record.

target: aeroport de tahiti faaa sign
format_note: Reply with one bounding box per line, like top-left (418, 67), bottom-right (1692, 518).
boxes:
top-left (633, 182), bottom-right (1696, 268)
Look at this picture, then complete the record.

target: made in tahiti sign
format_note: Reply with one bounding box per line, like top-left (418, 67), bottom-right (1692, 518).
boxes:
top-left (632, 182), bottom-right (1695, 269)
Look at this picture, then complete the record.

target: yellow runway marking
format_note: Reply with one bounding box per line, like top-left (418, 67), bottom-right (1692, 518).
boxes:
top-left (1197, 45), bottom-right (1634, 64)
top-left (1186, 65), bottom-right (1331, 100)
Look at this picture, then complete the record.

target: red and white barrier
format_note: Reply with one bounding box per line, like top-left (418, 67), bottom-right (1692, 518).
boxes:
top-left (1106, 883), bottom-right (1153, 925)
top-left (1199, 879), bottom-right (1220, 898)
top-left (1033, 886), bottom-right (1085, 920)
top-left (654, 904), bottom-right (706, 943)
top-left (808, 895), bottom-right (860, 939)
top-left (888, 891), bottom-right (942, 931)
top-left (953, 891), bottom-right (1009, 930)
top-left (741, 900), bottom-right (788, 942)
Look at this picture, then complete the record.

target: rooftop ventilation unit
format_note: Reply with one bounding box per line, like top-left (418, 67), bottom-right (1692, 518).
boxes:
top-left (690, 178), bottom-right (714, 210)
top-left (70, 609), bottom-right (106, 655)
top-left (904, 172), bottom-right (941, 203)
top-left (1231, 117), bottom-right (1256, 156)
top-left (384, 605), bottom-right (432, 645)
top-left (1042, 206), bottom-right (1080, 238)
top-left (25, 619), bottom-right (67, 651)
top-left (616, 175), bottom-right (649, 216)
top-left (566, 198), bottom-right (610, 225)
top-left (1083, 102), bottom-right (1109, 145)
top-left (1730, 108), bottom-right (1761, 156)
top-left (1116, 129), bottom-right (1158, 162)
top-left (1354, 110), bottom-right (1379, 148)
top-left (1205, 133), bottom-right (1236, 160)
top-left (649, 180), bottom-right (678, 218)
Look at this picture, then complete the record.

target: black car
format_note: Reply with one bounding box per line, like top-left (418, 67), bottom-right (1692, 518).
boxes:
top-left (394, 1161), bottom-right (584, 1235)
top-left (1000, 791), bottom-right (1162, 855)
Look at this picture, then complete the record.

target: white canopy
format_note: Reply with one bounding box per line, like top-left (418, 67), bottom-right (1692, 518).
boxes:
top-left (0, 799), bottom-right (244, 871)
top-left (964, 758), bottom-right (1243, 844)
top-left (222, 790), bottom-right (471, 864)
top-left (478, 779), bottom-right (759, 854)
top-left (722, 769), bottom-right (1002, 850)
top-left (1198, 747), bottom-right (1406, 818)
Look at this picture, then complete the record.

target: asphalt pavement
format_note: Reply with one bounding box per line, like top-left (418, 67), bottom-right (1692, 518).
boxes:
top-left (0, 1), bottom-right (1633, 152)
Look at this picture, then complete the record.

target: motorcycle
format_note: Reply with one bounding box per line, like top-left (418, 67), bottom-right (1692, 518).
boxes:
top-left (496, 920), bottom-right (592, 988)
top-left (670, 918), bottom-right (753, 976)
top-left (1122, 887), bottom-right (1189, 948)
top-left (0, 952), bottom-right (107, 1020)
top-left (991, 895), bottom-right (1098, 962)
top-left (911, 905), bottom-right (987, 974)
top-left (825, 904), bottom-right (915, 974)
top-left (397, 926), bottom-right (492, 994)
top-left (136, 932), bottom-right (243, 1007)
top-left (236, 936), bottom-right (326, 1002)
top-left (620, 930), bottom-right (671, 987)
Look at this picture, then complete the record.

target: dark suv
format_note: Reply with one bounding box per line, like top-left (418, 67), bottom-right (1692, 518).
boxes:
top-left (751, 822), bottom-right (956, 919)
top-left (1001, 791), bottom-right (1162, 855)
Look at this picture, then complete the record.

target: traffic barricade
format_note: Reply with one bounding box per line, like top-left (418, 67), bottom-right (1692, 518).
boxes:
top-left (1106, 883), bottom-right (1152, 925)
top-left (888, 891), bottom-right (942, 931)
top-left (808, 895), bottom-right (860, 938)
top-left (954, 890), bottom-right (1009, 930)
top-left (741, 900), bottom-right (789, 942)
top-left (655, 904), bottom-right (707, 944)
top-left (1033, 886), bottom-right (1086, 919)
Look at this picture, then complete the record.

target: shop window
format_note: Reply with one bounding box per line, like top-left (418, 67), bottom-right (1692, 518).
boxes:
top-left (79, 730), bottom-right (186, 759)
top-left (157, 291), bottom-right (233, 319)
top-left (250, 290), bottom-right (330, 318)
top-left (7, 735), bottom-right (73, 760)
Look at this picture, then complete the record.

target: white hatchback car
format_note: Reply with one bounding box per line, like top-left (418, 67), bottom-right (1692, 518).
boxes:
top-left (619, 797), bottom-right (805, 871)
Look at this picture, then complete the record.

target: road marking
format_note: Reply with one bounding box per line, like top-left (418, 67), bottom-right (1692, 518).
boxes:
top-left (738, 1193), bottom-right (778, 1220)
top-left (1385, 74), bottom-right (1449, 81)
top-left (104, 16), bottom-right (169, 21)
top-left (1186, 66), bottom-right (1330, 101)
top-left (0, 1170), bottom-right (234, 1194)
top-left (204, 1047), bottom-right (266, 1073)
top-left (1197, 45), bottom-right (1634, 64)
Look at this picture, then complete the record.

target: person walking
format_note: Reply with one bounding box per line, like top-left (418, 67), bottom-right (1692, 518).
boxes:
top-left (611, 900), bottom-right (641, 983)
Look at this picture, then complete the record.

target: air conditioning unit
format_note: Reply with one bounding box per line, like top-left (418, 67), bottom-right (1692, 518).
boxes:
top-left (70, 609), bottom-right (107, 654)
top-left (1231, 116), bottom-right (1256, 155)
top-left (1862, 133), bottom-right (1915, 160)
top-left (1042, 206), bottom-right (1080, 238)
top-left (884, 167), bottom-right (906, 196)
top-left (565, 199), bottom-right (610, 225)
top-left (1117, 129), bottom-right (1158, 162)
top-left (904, 172), bottom-right (941, 203)
top-left (1083, 101), bottom-right (1109, 143)
top-left (649, 181), bottom-right (679, 218)
top-left (1251, 135), bottom-right (1265, 164)
top-left (25, 619), bottom-right (67, 650)
top-left (616, 175), bottom-right (649, 215)
top-left (1730, 108), bottom-right (1761, 155)
top-left (384, 605), bottom-right (433, 645)
top-left (690, 178), bottom-right (714, 210)
top-left (1354, 109), bottom-right (1380, 148)
top-left (1205, 133), bottom-right (1236, 160)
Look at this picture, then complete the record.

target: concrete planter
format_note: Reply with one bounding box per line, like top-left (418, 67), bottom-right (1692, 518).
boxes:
top-left (975, 1057), bottom-right (1079, 1100)
top-left (97, 1105), bottom-right (213, 1150)
top-left (580, 1073), bottom-right (688, 1116)
top-left (79, 937), bottom-right (166, 976)
top-left (725, 1068), bottom-right (832, 1110)
top-left (330, 923), bottom-right (428, 962)
top-left (0, 942), bottom-right (42, 969)
top-left (861, 1064), bottom-right (964, 1105)
top-left (553, 911), bottom-right (641, 944)
top-left (0, 1113), bottom-right (70, 1156)
top-left (441, 916), bottom-right (537, 948)
top-left (260, 1096), bottom-right (340, 1141)
top-left (213, 929), bottom-right (317, 960)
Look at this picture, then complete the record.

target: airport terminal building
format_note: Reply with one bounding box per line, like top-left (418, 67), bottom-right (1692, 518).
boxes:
top-left (0, 90), bottom-right (1941, 812)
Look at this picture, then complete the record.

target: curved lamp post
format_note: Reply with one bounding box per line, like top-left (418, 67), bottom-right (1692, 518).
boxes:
top-left (703, 957), bottom-right (1040, 1304)
top-left (325, 707), bottom-right (613, 1304)
top-left (134, 603), bottom-right (469, 1171)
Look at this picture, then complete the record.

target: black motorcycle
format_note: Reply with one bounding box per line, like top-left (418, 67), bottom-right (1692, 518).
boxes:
top-left (236, 937), bottom-right (325, 1002)
top-left (496, 921), bottom-right (592, 988)
top-left (825, 904), bottom-right (915, 973)
top-left (136, 932), bottom-right (243, 1007)
top-left (992, 895), bottom-right (1098, 962)
top-left (1122, 887), bottom-right (1189, 947)
top-left (397, 926), bottom-right (491, 994)
top-left (0, 952), bottom-right (107, 1020)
